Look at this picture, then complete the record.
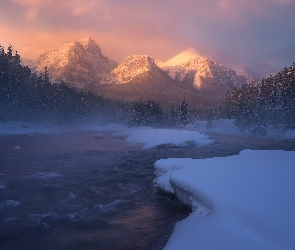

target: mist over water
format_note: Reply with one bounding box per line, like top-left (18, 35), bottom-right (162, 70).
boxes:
top-left (1, 130), bottom-right (295, 249)
top-left (0, 131), bottom-right (192, 250)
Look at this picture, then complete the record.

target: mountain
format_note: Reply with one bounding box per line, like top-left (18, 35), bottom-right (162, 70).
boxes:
top-left (95, 49), bottom-right (253, 107)
top-left (21, 58), bottom-right (35, 69)
top-left (96, 54), bottom-right (218, 108)
top-left (101, 55), bottom-right (172, 85)
top-left (33, 37), bottom-right (118, 89)
top-left (157, 47), bottom-right (201, 68)
top-left (30, 39), bottom-right (253, 108)
top-left (158, 48), bottom-right (253, 93)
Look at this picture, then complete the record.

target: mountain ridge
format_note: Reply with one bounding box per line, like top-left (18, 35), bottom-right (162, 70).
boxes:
top-left (32, 37), bottom-right (118, 89)
top-left (158, 48), bottom-right (253, 90)
top-left (101, 55), bottom-right (172, 85)
top-left (30, 38), bottom-right (253, 108)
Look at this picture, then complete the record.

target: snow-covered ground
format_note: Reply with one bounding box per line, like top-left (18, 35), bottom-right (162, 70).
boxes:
top-left (154, 150), bottom-right (295, 250)
top-left (114, 127), bottom-right (213, 149)
top-left (0, 123), bottom-right (213, 149)
top-left (187, 119), bottom-right (295, 139)
top-left (2, 120), bottom-right (295, 140)
top-left (1, 121), bottom-right (295, 249)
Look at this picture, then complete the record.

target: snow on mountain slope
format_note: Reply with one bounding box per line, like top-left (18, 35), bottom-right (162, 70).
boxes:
top-left (159, 48), bottom-right (201, 68)
top-left (97, 51), bottom-right (249, 106)
top-left (234, 67), bottom-right (254, 84)
top-left (33, 37), bottom-right (118, 88)
top-left (160, 48), bottom-right (252, 90)
top-left (102, 55), bottom-right (169, 84)
top-left (20, 58), bottom-right (35, 69)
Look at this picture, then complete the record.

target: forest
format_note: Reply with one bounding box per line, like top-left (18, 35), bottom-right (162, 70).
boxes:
top-left (218, 64), bottom-right (295, 134)
top-left (1, 44), bottom-right (295, 133)
top-left (0, 45), bottom-right (192, 126)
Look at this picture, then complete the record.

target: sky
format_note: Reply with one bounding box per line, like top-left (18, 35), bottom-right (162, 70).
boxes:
top-left (1, 0), bottom-right (295, 80)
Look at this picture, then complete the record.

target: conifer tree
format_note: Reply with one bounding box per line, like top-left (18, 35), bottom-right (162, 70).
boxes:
top-left (179, 98), bottom-right (189, 126)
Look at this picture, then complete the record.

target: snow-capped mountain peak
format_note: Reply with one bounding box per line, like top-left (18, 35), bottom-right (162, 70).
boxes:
top-left (160, 47), bottom-right (201, 68)
top-left (76, 37), bottom-right (100, 53)
top-left (77, 36), bottom-right (93, 45)
top-left (158, 48), bottom-right (251, 90)
top-left (33, 37), bottom-right (118, 88)
top-left (102, 55), bottom-right (165, 84)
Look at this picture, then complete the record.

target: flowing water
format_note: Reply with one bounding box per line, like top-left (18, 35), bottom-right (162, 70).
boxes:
top-left (1, 130), bottom-right (295, 249)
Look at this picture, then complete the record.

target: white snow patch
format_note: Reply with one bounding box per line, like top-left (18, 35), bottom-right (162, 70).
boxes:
top-left (161, 48), bottom-right (201, 67)
top-left (188, 119), bottom-right (295, 139)
top-left (189, 119), bottom-right (245, 135)
top-left (114, 127), bottom-right (213, 149)
top-left (154, 150), bottom-right (295, 250)
top-left (281, 129), bottom-right (295, 139)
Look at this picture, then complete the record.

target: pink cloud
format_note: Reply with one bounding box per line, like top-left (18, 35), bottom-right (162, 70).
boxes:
top-left (10, 0), bottom-right (112, 20)
top-left (1, 0), bottom-right (294, 78)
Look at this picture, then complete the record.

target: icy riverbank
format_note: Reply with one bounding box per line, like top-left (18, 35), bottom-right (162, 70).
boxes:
top-left (154, 150), bottom-right (295, 249)
top-left (2, 120), bottom-right (295, 140)
top-left (188, 119), bottom-right (295, 139)
top-left (114, 127), bottom-right (213, 149)
top-left (0, 122), bottom-right (214, 149)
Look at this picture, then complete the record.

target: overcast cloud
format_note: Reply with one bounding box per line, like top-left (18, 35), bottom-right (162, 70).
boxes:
top-left (1, 0), bottom-right (295, 79)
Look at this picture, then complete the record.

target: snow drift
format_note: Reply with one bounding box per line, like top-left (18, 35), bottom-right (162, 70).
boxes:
top-left (114, 127), bottom-right (213, 149)
top-left (154, 150), bottom-right (295, 249)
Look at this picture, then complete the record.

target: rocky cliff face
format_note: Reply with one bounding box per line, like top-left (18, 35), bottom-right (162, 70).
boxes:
top-left (33, 37), bottom-right (118, 89)
top-left (31, 40), bottom-right (253, 108)
top-left (158, 48), bottom-right (253, 92)
top-left (101, 55), bottom-right (171, 85)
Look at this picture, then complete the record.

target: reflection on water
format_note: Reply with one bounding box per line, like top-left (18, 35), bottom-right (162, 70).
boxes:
top-left (2, 131), bottom-right (294, 249)
top-left (0, 131), bottom-right (191, 250)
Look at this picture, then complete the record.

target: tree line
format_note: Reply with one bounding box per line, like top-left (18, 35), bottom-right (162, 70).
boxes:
top-left (217, 63), bottom-right (295, 134)
top-left (0, 45), bottom-right (203, 126)
top-left (0, 45), bottom-right (115, 123)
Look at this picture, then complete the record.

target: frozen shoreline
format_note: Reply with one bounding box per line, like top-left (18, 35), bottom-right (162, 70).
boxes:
top-left (2, 121), bottom-right (295, 249)
top-left (154, 150), bottom-right (295, 249)
top-left (2, 119), bottom-right (295, 140)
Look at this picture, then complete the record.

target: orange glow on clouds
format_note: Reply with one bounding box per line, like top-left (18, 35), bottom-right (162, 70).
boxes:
top-left (1, 0), bottom-right (295, 78)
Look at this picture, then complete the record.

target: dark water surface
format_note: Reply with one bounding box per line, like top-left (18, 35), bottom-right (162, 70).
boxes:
top-left (1, 130), bottom-right (295, 249)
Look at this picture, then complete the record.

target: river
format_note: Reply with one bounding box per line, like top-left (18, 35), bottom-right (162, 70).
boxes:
top-left (1, 130), bottom-right (295, 249)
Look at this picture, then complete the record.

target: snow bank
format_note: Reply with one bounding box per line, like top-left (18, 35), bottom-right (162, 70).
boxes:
top-left (281, 129), bottom-right (295, 139)
top-left (154, 150), bottom-right (295, 250)
top-left (188, 119), bottom-right (242, 135)
top-left (189, 119), bottom-right (295, 139)
top-left (0, 122), bottom-right (127, 135)
top-left (114, 127), bottom-right (213, 149)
